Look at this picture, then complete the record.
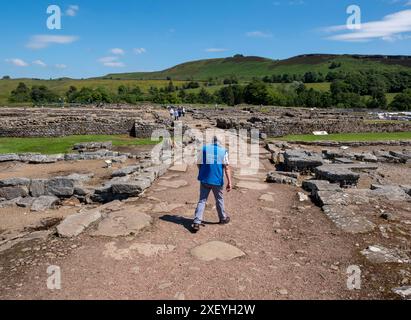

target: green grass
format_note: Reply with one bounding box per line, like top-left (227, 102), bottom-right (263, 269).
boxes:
top-left (273, 131), bottom-right (411, 142)
top-left (0, 78), bottom-right (190, 106)
top-left (0, 135), bottom-right (158, 155)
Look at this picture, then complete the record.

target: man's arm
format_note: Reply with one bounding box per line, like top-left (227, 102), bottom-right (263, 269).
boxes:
top-left (224, 165), bottom-right (232, 192)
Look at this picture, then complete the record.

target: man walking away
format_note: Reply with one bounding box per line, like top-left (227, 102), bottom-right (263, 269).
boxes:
top-left (182, 107), bottom-right (186, 117)
top-left (169, 107), bottom-right (174, 119)
top-left (192, 136), bottom-right (232, 233)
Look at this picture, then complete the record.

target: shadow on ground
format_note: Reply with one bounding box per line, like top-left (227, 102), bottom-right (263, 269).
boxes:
top-left (160, 215), bottom-right (219, 234)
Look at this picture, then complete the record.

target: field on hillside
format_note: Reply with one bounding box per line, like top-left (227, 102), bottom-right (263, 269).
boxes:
top-left (0, 79), bottom-right (190, 105)
top-left (105, 55), bottom-right (411, 81)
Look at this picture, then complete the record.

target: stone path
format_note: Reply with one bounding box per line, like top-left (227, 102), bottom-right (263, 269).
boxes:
top-left (0, 121), bottom-right (405, 300)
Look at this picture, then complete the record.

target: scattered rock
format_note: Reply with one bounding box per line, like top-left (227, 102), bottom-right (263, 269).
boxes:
top-left (191, 241), bottom-right (245, 262)
top-left (16, 197), bottom-right (35, 208)
top-left (46, 178), bottom-right (75, 197)
top-left (297, 192), bottom-right (309, 202)
top-left (0, 186), bottom-right (28, 200)
top-left (266, 172), bottom-right (298, 186)
top-left (361, 245), bottom-right (410, 264)
top-left (322, 205), bottom-right (375, 234)
top-left (31, 196), bottom-right (59, 212)
top-left (112, 166), bottom-right (140, 177)
top-left (392, 286), bottom-right (411, 299)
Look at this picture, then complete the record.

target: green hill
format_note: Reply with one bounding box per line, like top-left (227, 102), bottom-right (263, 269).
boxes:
top-left (104, 54), bottom-right (411, 81)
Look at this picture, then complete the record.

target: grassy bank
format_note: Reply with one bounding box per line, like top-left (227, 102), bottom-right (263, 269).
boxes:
top-left (0, 135), bottom-right (158, 155)
top-left (273, 131), bottom-right (411, 142)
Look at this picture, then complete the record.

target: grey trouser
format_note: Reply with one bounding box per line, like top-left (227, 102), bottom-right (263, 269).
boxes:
top-left (194, 183), bottom-right (227, 224)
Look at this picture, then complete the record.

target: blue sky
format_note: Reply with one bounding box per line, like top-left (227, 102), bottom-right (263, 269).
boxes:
top-left (1, 0), bottom-right (410, 79)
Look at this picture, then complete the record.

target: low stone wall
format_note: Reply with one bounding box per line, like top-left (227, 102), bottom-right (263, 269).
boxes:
top-left (288, 140), bottom-right (411, 147)
top-left (217, 118), bottom-right (411, 137)
top-left (0, 107), bottom-right (170, 138)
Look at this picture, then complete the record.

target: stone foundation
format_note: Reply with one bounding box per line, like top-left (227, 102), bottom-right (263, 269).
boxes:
top-left (0, 106), bottom-right (170, 138)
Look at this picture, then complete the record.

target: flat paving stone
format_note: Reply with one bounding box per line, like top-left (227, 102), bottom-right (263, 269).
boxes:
top-left (57, 209), bottom-right (102, 238)
top-left (158, 180), bottom-right (189, 189)
top-left (236, 181), bottom-right (268, 191)
top-left (191, 241), bottom-right (245, 262)
top-left (259, 194), bottom-right (275, 202)
top-left (152, 202), bottom-right (185, 214)
top-left (169, 164), bottom-right (188, 172)
top-left (322, 205), bottom-right (375, 234)
top-left (103, 241), bottom-right (175, 260)
top-left (91, 208), bottom-right (153, 237)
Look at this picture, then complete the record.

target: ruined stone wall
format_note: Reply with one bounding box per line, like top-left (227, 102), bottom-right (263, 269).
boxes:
top-left (0, 107), bottom-right (169, 138)
top-left (217, 118), bottom-right (411, 137)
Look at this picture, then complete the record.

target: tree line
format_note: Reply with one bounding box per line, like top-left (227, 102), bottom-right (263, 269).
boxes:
top-left (8, 78), bottom-right (411, 111)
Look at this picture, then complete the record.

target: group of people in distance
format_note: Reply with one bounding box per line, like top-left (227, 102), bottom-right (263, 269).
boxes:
top-left (168, 106), bottom-right (186, 121)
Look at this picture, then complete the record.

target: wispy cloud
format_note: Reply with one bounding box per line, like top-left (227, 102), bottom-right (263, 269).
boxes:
top-left (205, 48), bottom-right (229, 52)
top-left (110, 48), bottom-right (125, 55)
top-left (27, 35), bottom-right (79, 49)
top-left (55, 64), bottom-right (67, 69)
top-left (5, 58), bottom-right (29, 67)
top-left (66, 5), bottom-right (79, 17)
top-left (288, 0), bottom-right (305, 5)
top-left (246, 31), bottom-right (273, 38)
top-left (33, 60), bottom-right (47, 67)
top-left (324, 9), bottom-right (411, 42)
top-left (133, 48), bottom-right (147, 54)
top-left (98, 56), bottom-right (125, 67)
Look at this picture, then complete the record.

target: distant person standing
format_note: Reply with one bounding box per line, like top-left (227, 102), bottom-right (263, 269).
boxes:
top-left (192, 136), bottom-right (232, 233)
top-left (169, 107), bottom-right (175, 119)
top-left (182, 107), bottom-right (186, 117)
top-left (174, 109), bottom-right (179, 121)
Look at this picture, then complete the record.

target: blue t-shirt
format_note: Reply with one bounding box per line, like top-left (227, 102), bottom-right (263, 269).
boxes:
top-left (198, 144), bottom-right (229, 186)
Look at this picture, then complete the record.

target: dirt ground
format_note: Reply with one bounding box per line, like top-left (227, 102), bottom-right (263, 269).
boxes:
top-left (0, 143), bottom-right (405, 300)
top-left (0, 118), bottom-right (410, 300)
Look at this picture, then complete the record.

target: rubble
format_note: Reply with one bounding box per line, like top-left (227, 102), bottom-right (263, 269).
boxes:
top-left (361, 245), bottom-right (410, 264)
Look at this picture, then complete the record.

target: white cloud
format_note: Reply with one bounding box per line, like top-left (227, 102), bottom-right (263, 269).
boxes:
top-left (27, 35), bottom-right (79, 49)
top-left (99, 56), bottom-right (118, 63)
top-left (205, 48), bottom-right (229, 52)
top-left (103, 62), bottom-right (125, 68)
top-left (289, 0), bottom-right (305, 5)
top-left (66, 5), bottom-right (79, 17)
top-left (325, 9), bottom-right (411, 42)
top-left (98, 56), bottom-right (125, 67)
top-left (246, 31), bottom-right (273, 38)
top-left (110, 48), bottom-right (125, 55)
top-left (5, 58), bottom-right (29, 67)
top-left (133, 48), bottom-right (147, 54)
top-left (33, 60), bottom-right (47, 67)
top-left (55, 64), bottom-right (67, 69)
